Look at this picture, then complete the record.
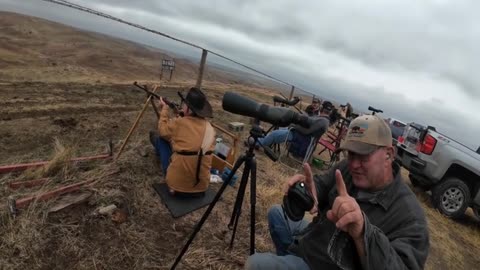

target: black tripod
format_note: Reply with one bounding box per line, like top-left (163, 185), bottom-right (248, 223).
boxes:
top-left (170, 125), bottom-right (277, 269)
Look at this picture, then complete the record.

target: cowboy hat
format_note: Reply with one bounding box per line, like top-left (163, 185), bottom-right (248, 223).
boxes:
top-left (179, 87), bottom-right (213, 118)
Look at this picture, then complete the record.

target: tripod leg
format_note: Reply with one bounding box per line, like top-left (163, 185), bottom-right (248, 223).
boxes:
top-left (249, 158), bottom-right (257, 255)
top-left (170, 154), bottom-right (247, 270)
top-left (228, 161), bottom-right (251, 248)
top-left (228, 162), bottom-right (250, 229)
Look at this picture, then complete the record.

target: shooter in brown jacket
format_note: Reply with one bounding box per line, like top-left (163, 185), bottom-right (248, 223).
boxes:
top-left (151, 87), bottom-right (215, 195)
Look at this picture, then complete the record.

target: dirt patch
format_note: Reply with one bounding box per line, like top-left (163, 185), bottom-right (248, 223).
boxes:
top-left (52, 117), bottom-right (78, 129)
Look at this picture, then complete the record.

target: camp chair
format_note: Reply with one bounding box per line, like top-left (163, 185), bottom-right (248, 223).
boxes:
top-left (266, 125), bottom-right (282, 154)
top-left (280, 128), bottom-right (320, 166)
top-left (317, 118), bottom-right (349, 169)
top-left (296, 135), bottom-right (319, 164)
top-left (317, 138), bottom-right (338, 169)
top-left (326, 117), bottom-right (350, 144)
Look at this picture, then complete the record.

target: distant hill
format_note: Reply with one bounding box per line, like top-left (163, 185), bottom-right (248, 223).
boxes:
top-left (0, 11), bottom-right (291, 91)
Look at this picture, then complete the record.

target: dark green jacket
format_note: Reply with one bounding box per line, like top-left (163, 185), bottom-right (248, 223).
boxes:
top-left (289, 161), bottom-right (430, 270)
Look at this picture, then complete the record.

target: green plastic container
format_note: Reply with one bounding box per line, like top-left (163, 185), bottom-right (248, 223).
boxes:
top-left (312, 158), bottom-right (324, 169)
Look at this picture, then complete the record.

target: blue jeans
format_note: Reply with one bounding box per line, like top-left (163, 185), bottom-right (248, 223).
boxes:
top-left (152, 137), bottom-right (172, 173)
top-left (245, 205), bottom-right (310, 270)
top-left (257, 128), bottom-right (292, 147)
top-left (246, 253), bottom-right (310, 270)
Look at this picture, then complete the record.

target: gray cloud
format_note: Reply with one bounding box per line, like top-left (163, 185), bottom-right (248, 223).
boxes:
top-left (74, 0), bottom-right (480, 98)
top-left (1, 0), bottom-right (479, 149)
top-left (303, 76), bottom-right (480, 151)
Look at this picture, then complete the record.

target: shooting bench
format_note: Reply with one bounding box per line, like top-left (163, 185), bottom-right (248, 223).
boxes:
top-left (210, 122), bottom-right (239, 172)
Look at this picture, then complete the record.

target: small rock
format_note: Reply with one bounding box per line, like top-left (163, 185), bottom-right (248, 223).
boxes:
top-left (98, 204), bottom-right (117, 215)
top-left (111, 209), bottom-right (128, 224)
top-left (137, 148), bottom-right (148, 157)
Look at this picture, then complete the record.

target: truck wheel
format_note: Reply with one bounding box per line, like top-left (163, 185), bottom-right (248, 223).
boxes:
top-left (431, 177), bottom-right (470, 219)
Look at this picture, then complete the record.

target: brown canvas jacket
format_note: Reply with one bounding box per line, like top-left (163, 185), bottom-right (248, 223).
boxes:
top-left (158, 107), bottom-right (215, 193)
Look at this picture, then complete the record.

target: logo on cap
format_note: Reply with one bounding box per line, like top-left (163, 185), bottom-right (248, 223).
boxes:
top-left (349, 123), bottom-right (368, 137)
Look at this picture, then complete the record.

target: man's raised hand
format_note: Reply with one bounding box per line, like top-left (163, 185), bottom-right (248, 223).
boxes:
top-left (326, 170), bottom-right (364, 240)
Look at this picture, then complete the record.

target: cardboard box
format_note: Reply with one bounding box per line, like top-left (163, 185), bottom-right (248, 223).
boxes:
top-left (228, 122), bottom-right (245, 132)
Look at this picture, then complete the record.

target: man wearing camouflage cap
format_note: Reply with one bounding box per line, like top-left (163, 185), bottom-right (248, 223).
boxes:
top-left (247, 115), bottom-right (430, 270)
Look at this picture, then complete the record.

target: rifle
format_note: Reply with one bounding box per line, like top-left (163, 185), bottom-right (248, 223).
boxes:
top-left (133, 81), bottom-right (183, 117)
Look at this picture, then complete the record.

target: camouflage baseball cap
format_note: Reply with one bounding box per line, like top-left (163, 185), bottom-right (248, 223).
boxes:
top-left (338, 115), bottom-right (392, 155)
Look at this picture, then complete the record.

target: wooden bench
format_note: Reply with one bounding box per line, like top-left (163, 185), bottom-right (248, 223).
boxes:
top-left (210, 122), bottom-right (238, 172)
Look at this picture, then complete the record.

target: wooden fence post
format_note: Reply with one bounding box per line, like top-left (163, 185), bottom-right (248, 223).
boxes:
top-left (196, 49), bottom-right (208, 88)
top-left (288, 85), bottom-right (295, 100)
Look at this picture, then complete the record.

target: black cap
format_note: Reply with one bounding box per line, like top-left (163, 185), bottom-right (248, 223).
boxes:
top-left (322, 100), bottom-right (333, 111)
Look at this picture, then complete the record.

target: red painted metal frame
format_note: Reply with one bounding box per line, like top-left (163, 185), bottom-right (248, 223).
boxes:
top-left (10, 170), bottom-right (118, 213)
top-left (0, 154), bottom-right (112, 174)
top-left (14, 179), bottom-right (94, 209)
top-left (8, 178), bottom-right (50, 189)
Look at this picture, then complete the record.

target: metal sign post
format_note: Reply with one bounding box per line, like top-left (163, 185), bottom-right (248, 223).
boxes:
top-left (160, 59), bottom-right (175, 81)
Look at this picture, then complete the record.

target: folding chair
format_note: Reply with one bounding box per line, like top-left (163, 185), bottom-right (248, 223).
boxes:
top-left (326, 117), bottom-right (350, 144)
top-left (316, 118), bottom-right (350, 169)
top-left (276, 127), bottom-right (295, 160)
top-left (299, 136), bottom-right (319, 164)
top-left (268, 126), bottom-right (282, 154)
top-left (317, 138), bottom-right (338, 169)
top-left (281, 129), bottom-right (320, 166)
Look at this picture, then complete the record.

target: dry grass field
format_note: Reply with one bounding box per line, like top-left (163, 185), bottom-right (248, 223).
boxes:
top-left (0, 11), bottom-right (478, 270)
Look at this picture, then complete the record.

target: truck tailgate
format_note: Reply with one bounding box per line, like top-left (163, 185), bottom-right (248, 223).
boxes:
top-left (396, 123), bottom-right (426, 172)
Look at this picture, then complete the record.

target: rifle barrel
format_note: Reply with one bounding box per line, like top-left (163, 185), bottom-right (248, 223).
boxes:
top-left (133, 82), bottom-right (161, 99)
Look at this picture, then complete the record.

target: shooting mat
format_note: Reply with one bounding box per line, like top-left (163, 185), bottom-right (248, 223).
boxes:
top-left (152, 183), bottom-right (216, 218)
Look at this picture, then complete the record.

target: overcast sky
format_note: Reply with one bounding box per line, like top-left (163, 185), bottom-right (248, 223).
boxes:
top-left (1, 0), bottom-right (479, 149)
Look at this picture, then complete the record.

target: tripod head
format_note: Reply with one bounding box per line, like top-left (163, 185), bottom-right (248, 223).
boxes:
top-left (246, 124), bottom-right (279, 162)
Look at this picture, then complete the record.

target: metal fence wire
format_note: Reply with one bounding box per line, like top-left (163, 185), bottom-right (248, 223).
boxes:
top-left (39, 0), bottom-right (317, 100)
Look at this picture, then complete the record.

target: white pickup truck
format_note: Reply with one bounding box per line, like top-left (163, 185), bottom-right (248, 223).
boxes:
top-left (395, 123), bottom-right (480, 219)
